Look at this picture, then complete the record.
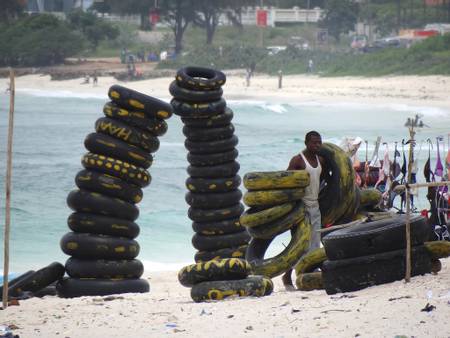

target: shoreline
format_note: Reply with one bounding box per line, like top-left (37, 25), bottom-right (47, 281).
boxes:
top-left (1, 73), bottom-right (450, 111)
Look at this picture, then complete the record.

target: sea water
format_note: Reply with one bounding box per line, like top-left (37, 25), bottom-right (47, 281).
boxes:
top-left (0, 89), bottom-right (449, 274)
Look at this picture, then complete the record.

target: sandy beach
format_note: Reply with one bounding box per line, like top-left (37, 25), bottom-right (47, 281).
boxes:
top-left (1, 73), bottom-right (450, 337)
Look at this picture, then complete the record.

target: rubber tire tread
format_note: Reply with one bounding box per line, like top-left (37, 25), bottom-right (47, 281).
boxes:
top-left (60, 232), bottom-right (140, 260)
top-left (186, 176), bottom-right (241, 194)
top-left (244, 170), bottom-right (310, 190)
top-left (181, 107), bottom-right (233, 127)
top-left (65, 258), bottom-right (144, 279)
top-left (195, 245), bottom-right (248, 262)
top-left (192, 230), bottom-right (250, 251)
top-left (187, 161), bottom-right (240, 178)
top-left (243, 188), bottom-right (305, 208)
top-left (322, 245), bottom-right (431, 294)
top-left (240, 202), bottom-right (295, 228)
top-left (57, 277), bottom-right (149, 298)
top-left (187, 148), bottom-right (238, 167)
top-left (172, 98), bottom-right (226, 118)
top-left (169, 80), bottom-right (223, 102)
top-left (186, 190), bottom-right (242, 210)
top-left (176, 66), bottom-right (226, 90)
top-left (192, 217), bottom-right (244, 236)
top-left (185, 135), bottom-right (238, 154)
top-left (183, 124), bottom-right (235, 142)
top-left (188, 203), bottom-right (245, 222)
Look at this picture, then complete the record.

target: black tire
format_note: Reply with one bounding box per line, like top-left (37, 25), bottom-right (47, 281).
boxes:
top-left (192, 230), bottom-right (250, 251)
top-left (190, 276), bottom-right (269, 302)
top-left (172, 98), bottom-right (226, 118)
top-left (183, 124), bottom-right (235, 142)
top-left (176, 66), bottom-right (226, 90)
top-left (192, 217), bottom-right (244, 236)
top-left (67, 189), bottom-right (139, 221)
top-left (182, 107), bottom-right (234, 127)
top-left (75, 169), bottom-right (143, 204)
top-left (185, 135), bottom-right (238, 154)
top-left (68, 212), bottom-right (140, 239)
top-left (187, 161), bottom-right (240, 178)
top-left (108, 84), bottom-right (172, 120)
top-left (57, 278), bottom-right (149, 298)
top-left (246, 202), bottom-right (305, 240)
top-left (60, 232), bottom-right (140, 260)
top-left (186, 190), bottom-right (242, 210)
top-left (322, 245), bottom-right (432, 295)
top-left (178, 258), bottom-right (251, 287)
top-left (95, 117), bottom-right (160, 153)
top-left (65, 258), bottom-right (144, 279)
top-left (187, 148), bottom-right (238, 167)
top-left (195, 245), bottom-right (248, 262)
top-left (8, 262), bottom-right (65, 296)
top-left (186, 176), bottom-right (241, 194)
top-left (322, 214), bottom-right (430, 260)
top-left (103, 101), bottom-right (168, 136)
top-left (188, 203), bottom-right (245, 222)
top-left (169, 80), bottom-right (223, 102)
top-left (82, 152), bottom-right (151, 188)
top-left (84, 132), bottom-right (153, 169)
top-left (1, 270), bottom-right (34, 299)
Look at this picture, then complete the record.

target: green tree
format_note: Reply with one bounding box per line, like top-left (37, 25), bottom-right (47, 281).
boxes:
top-left (0, 14), bottom-right (85, 66)
top-left (67, 9), bottom-right (119, 50)
top-left (0, 0), bottom-right (26, 22)
top-left (320, 0), bottom-right (358, 42)
top-left (104, 0), bottom-right (154, 30)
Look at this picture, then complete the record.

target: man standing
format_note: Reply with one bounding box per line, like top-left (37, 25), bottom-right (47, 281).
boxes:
top-left (282, 131), bottom-right (325, 289)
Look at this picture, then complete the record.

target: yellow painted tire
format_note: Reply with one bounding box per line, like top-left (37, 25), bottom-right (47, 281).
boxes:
top-left (172, 98), bottom-right (227, 119)
top-left (318, 143), bottom-right (357, 225)
top-left (108, 84), bottom-right (173, 120)
top-left (240, 202), bottom-right (295, 228)
top-left (243, 188), bottom-right (305, 207)
top-left (294, 247), bottom-right (327, 276)
top-left (243, 170), bottom-right (310, 190)
top-left (178, 258), bottom-right (252, 287)
top-left (95, 117), bottom-right (160, 153)
top-left (190, 276), bottom-right (270, 302)
top-left (176, 66), bottom-right (226, 90)
top-left (195, 245), bottom-right (248, 263)
top-left (192, 217), bottom-right (244, 236)
top-left (295, 272), bottom-right (323, 291)
top-left (103, 102), bottom-right (168, 136)
top-left (82, 152), bottom-right (151, 188)
top-left (424, 241), bottom-right (450, 259)
top-left (246, 202), bottom-right (305, 240)
top-left (246, 215), bottom-right (311, 278)
top-left (359, 188), bottom-right (382, 208)
top-left (186, 176), bottom-right (241, 193)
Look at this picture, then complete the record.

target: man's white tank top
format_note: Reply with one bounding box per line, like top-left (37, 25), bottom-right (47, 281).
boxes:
top-left (299, 152), bottom-right (322, 207)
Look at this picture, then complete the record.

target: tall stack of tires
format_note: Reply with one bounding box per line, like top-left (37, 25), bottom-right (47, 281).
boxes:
top-left (171, 66), bottom-right (272, 301)
top-left (321, 214), bottom-right (432, 294)
top-left (57, 85), bottom-right (173, 298)
top-left (241, 171), bottom-right (312, 278)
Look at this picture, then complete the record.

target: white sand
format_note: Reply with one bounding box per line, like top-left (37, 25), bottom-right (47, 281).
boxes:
top-left (2, 260), bottom-right (450, 338)
top-left (1, 73), bottom-right (450, 337)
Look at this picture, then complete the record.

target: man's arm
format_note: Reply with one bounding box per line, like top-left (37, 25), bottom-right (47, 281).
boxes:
top-left (287, 155), bottom-right (305, 170)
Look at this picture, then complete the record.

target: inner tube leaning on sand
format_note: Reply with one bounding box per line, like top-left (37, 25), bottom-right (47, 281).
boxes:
top-left (84, 132), bottom-right (153, 169)
top-left (108, 84), bottom-right (173, 120)
top-left (294, 247), bottom-right (327, 291)
top-left (178, 258), bottom-right (252, 287)
top-left (175, 66), bottom-right (226, 90)
top-left (82, 152), bottom-right (151, 188)
top-left (190, 276), bottom-right (272, 302)
top-left (246, 209), bottom-right (311, 278)
top-left (103, 102), bottom-right (168, 136)
top-left (57, 278), bottom-right (149, 298)
top-left (75, 169), bottom-right (143, 204)
top-left (171, 98), bottom-right (227, 118)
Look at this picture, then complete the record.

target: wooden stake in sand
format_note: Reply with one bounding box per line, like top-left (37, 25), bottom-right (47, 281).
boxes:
top-left (2, 69), bottom-right (15, 309)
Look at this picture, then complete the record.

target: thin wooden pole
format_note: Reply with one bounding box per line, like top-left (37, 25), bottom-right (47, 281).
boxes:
top-left (393, 181), bottom-right (450, 191)
top-left (405, 127), bottom-right (416, 283)
top-left (2, 69), bottom-right (15, 309)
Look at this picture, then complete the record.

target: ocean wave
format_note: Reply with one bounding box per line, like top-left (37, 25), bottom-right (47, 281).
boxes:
top-left (17, 88), bottom-right (107, 100)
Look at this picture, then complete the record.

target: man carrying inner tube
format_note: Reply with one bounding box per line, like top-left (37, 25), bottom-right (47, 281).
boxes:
top-left (282, 130), bottom-right (326, 290)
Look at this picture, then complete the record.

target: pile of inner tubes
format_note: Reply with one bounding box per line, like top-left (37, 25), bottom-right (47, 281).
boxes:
top-left (241, 171), bottom-right (312, 278)
top-left (57, 85), bottom-right (173, 298)
top-left (171, 66), bottom-right (272, 301)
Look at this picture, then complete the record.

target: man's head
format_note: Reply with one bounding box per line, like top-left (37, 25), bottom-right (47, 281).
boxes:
top-left (305, 131), bottom-right (322, 154)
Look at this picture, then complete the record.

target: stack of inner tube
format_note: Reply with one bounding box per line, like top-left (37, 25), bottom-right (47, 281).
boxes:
top-left (178, 258), bottom-right (273, 302)
top-left (57, 85), bottom-right (173, 298)
top-left (321, 214), bottom-right (433, 294)
top-left (241, 171), bottom-right (312, 278)
top-left (171, 66), bottom-right (270, 301)
top-left (170, 67), bottom-right (250, 263)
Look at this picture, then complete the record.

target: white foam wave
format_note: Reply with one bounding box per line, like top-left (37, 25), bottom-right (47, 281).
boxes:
top-left (142, 260), bottom-right (191, 272)
top-left (17, 88), bottom-right (107, 99)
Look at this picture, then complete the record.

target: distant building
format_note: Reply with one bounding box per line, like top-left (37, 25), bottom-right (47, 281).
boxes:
top-left (27, 0), bottom-right (93, 13)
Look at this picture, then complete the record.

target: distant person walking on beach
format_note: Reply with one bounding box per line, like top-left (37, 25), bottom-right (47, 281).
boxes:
top-left (308, 59), bottom-right (314, 73)
top-left (93, 72), bottom-right (98, 87)
top-left (282, 131), bottom-right (326, 290)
